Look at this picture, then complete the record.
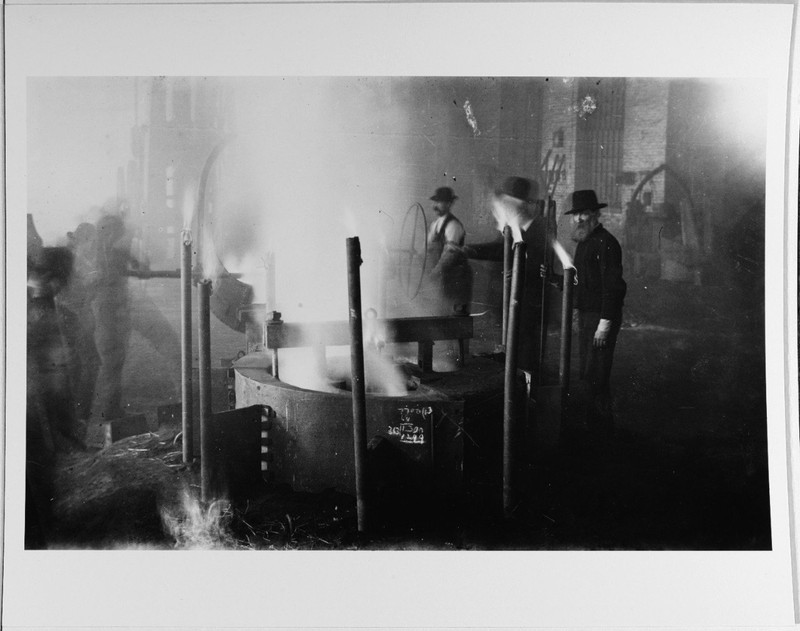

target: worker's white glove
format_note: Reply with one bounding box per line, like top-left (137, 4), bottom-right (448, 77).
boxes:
top-left (593, 319), bottom-right (613, 348)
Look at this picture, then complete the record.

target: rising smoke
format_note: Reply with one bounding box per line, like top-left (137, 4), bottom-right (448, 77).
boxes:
top-left (212, 77), bottom-right (414, 322)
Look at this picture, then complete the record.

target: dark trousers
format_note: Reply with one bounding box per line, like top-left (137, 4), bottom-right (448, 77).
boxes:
top-left (57, 303), bottom-right (100, 421)
top-left (92, 289), bottom-right (131, 421)
top-left (577, 310), bottom-right (621, 434)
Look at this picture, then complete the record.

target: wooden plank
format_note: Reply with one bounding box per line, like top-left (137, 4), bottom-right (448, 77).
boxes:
top-left (266, 316), bottom-right (474, 350)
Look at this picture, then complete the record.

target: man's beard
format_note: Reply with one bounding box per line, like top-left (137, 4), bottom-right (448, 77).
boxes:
top-left (571, 223), bottom-right (593, 242)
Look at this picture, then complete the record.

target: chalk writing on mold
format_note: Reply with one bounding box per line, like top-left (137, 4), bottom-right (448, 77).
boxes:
top-left (388, 406), bottom-right (433, 444)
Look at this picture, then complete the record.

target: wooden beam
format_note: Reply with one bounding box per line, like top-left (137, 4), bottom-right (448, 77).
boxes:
top-left (266, 316), bottom-right (474, 350)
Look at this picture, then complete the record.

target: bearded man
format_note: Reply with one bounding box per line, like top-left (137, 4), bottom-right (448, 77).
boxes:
top-left (549, 189), bottom-right (627, 435)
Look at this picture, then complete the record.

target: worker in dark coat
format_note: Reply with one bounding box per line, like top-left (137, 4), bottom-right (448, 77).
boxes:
top-left (545, 189), bottom-right (627, 436)
top-left (26, 240), bottom-right (82, 545)
top-left (57, 222), bottom-right (100, 426)
top-left (425, 186), bottom-right (473, 315)
top-left (464, 176), bottom-right (549, 372)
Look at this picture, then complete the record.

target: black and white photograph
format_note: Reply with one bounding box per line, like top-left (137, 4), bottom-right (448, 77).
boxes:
top-left (4, 2), bottom-right (799, 629)
top-left (20, 73), bottom-right (775, 550)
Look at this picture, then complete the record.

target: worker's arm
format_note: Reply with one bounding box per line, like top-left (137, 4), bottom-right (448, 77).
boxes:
top-left (463, 235), bottom-right (504, 262)
top-left (430, 220), bottom-right (467, 276)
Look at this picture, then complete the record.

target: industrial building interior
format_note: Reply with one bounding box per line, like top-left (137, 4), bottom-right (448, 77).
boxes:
top-left (25, 76), bottom-right (770, 550)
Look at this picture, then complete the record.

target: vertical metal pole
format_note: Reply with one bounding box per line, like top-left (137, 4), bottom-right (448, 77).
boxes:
top-left (180, 231), bottom-right (194, 463)
top-left (502, 226), bottom-right (513, 347)
top-left (347, 237), bottom-right (369, 533)
top-left (503, 241), bottom-right (526, 518)
top-left (559, 267), bottom-right (576, 402)
top-left (538, 200), bottom-right (556, 377)
top-left (265, 251), bottom-right (276, 313)
top-left (198, 279), bottom-right (213, 503)
top-left (266, 311), bottom-right (283, 380)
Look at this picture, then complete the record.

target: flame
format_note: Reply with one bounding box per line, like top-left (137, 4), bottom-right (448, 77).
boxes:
top-left (364, 309), bottom-right (386, 351)
top-left (263, 251), bottom-right (277, 312)
top-left (492, 196), bottom-right (524, 243)
top-left (552, 238), bottom-right (574, 269)
top-left (277, 345), bottom-right (408, 396)
top-left (199, 228), bottom-right (222, 282)
top-left (341, 207), bottom-right (359, 238)
top-left (181, 184), bottom-right (196, 231)
top-left (160, 490), bottom-right (240, 550)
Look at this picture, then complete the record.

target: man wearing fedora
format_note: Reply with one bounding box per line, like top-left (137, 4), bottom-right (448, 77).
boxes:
top-left (426, 186), bottom-right (473, 315)
top-left (464, 176), bottom-right (548, 371)
top-left (547, 189), bottom-right (627, 436)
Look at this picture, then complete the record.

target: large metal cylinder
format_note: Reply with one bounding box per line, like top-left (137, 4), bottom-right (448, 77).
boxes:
top-left (503, 240), bottom-right (526, 518)
top-left (346, 237), bottom-right (369, 532)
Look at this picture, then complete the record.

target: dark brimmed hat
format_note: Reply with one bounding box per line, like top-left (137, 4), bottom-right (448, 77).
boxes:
top-left (496, 176), bottom-right (538, 202)
top-left (430, 187), bottom-right (458, 203)
top-left (565, 189), bottom-right (608, 214)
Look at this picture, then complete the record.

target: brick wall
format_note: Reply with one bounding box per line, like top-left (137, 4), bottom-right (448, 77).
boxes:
top-left (620, 79), bottom-right (669, 218)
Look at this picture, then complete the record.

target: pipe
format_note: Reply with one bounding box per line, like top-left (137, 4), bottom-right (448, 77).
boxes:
top-left (196, 141), bottom-right (228, 268)
top-left (346, 237), bottom-right (369, 533)
top-left (267, 311), bottom-right (282, 380)
top-left (537, 198), bottom-right (557, 385)
top-left (501, 226), bottom-right (513, 347)
top-left (559, 267), bottom-right (576, 403)
top-left (181, 231), bottom-right (194, 464)
top-left (198, 279), bottom-right (213, 503)
top-left (123, 269), bottom-right (243, 280)
top-left (538, 199), bottom-right (555, 378)
top-left (503, 240), bottom-right (526, 518)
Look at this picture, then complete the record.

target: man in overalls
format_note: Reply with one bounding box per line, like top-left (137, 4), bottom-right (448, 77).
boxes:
top-left (426, 186), bottom-right (473, 316)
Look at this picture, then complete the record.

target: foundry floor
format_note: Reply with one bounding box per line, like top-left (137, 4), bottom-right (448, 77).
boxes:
top-left (28, 274), bottom-right (772, 550)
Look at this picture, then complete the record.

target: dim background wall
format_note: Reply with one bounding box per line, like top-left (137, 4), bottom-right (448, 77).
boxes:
top-left (27, 76), bottom-right (767, 309)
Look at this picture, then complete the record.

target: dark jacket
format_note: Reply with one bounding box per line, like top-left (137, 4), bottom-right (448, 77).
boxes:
top-left (466, 216), bottom-right (548, 305)
top-left (466, 216), bottom-right (548, 370)
top-left (573, 224), bottom-right (626, 321)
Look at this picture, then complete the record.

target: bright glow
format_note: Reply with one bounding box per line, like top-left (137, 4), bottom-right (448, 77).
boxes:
top-left (552, 239), bottom-right (574, 269)
top-left (491, 195), bottom-right (524, 242)
top-left (211, 77), bottom-right (410, 323)
top-left (181, 183), bottom-right (196, 231)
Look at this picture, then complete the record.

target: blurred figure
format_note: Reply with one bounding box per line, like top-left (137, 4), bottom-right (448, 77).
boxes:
top-left (544, 190), bottom-right (627, 438)
top-left (127, 222), bottom-right (182, 399)
top-left (28, 244), bottom-right (84, 447)
top-left (91, 211), bottom-right (133, 426)
top-left (27, 213), bottom-right (43, 266)
top-left (89, 200), bottom-right (181, 438)
top-left (426, 186), bottom-right (473, 315)
top-left (464, 176), bottom-right (549, 372)
top-left (57, 222), bottom-right (100, 425)
top-left (27, 230), bottom-right (82, 546)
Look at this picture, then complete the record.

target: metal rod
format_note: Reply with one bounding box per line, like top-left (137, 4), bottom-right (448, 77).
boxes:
top-left (196, 141), bottom-right (228, 272)
top-left (503, 240), bottom-right (526, 519)
top-left (538, 199), bottom-right (556, 379)
top-left (124, 269), bottom-right (180, 278)
top-left (267, 311), bottom-right (283, 380)
top-left (559, 267), bottom-right (575, 397)
top-left (198, 279), bottom-right (213, 503)
top-left (346, 237), bottom-right (369, 533)
top-left (181, 231), bottom-right (194, 464)
top-left (502, 226), bottom-right (513, 347)
top-left (123, 269), bottom-right (243, 280)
